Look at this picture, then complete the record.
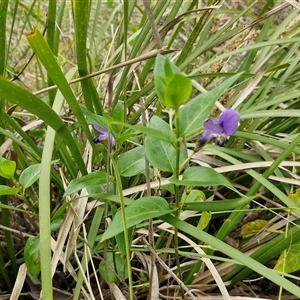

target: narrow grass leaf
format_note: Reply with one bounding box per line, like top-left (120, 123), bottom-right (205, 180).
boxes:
top-left (73, 0), bottom-right (103, 114)
top-left (182, 197), bottom-right (252, 212)
top-left (26, 27), bottom-right (94, 147)
top-left (161, 214), bottom-right (300, 298)
top-left (0, 77), bottom-right (87, 175)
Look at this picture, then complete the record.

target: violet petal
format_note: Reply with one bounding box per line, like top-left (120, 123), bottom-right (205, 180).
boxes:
top-left (94, 124), bottom-right (108, 135)
top-left (199, 119), bottom-right (223, 146)
top-left (93, 134), bottom-right (107, 144)
top-left (203, 118), bottom-right (223, 135)
top-left (93, 124), bottom-right (116, 149)
top-left (218, 108), bottom-right (240, 135)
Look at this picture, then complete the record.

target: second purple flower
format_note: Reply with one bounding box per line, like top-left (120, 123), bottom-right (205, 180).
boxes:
top-left (93, 124), bottom-right (116, 149)
top-left (198, 108), bottom-right (240, 147)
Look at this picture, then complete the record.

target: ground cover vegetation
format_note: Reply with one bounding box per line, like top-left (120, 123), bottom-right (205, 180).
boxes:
top-left (1, 0), bottom-right (300, 299)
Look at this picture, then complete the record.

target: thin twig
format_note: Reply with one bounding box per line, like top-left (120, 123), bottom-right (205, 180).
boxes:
top-left (142, 237), bottom-right (197, 300)
top-left (33, 48), bottom-right (173, 96)
top-left (142, 0), bottom-right (163, 49)
top-left (140, 98), bottom-right (155, 299)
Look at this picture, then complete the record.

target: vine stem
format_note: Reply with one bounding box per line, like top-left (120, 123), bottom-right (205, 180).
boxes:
top-left (111, 157), bottom-right (134, 300)
top-left (173, 108), bottom-right (183, 287)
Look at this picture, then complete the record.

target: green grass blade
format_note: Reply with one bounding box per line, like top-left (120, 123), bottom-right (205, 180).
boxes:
top-left (39, 68), bottom-right (73, 299)
top-left (26, 27), bottom-right (94, 149)
top-left (46, 0), bottom-right (57, 105)
top-left (227, 219), bottom-right (300, 284)
top-left (0, 0), bottom-right (8, 75)
top-left (0, 76), bottom-right (87, 175)
top-left (161, 214), bottom-right (300, 298)
top-left (73, 0), bottom-right (103, 115)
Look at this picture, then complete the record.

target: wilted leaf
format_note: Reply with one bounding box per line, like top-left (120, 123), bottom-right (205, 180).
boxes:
top-left (240, 219), bottom-right (269, 238)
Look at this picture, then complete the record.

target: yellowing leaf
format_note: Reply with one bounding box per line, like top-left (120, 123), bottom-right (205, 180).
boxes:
top-left (198, 211), bottom-right (211, 230)
top-left (289, 189), bottom-right (300, 207)
top-left (240, 219), bottom-right (269, 238)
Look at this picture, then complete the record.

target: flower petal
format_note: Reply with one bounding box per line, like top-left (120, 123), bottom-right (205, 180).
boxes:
top-left (93, 123), bottom-right (116, 149)
top-left (203, 118), bottom-right (223, 135)
top-left (94, 124), bottom-right (108, 134)
top-left (198, 119), bottom-right (223, 146)
top-left (93, 134), bottom-right (107, 144)
top-left (108, 134), bottom-right (116, 149)
top-left (218, 108), bottom-right (240, 135)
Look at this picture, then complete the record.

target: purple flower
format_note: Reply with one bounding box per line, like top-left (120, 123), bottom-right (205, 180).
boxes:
top-left (198, 108), bottom-right (240, 147)
top-left (93, 124), bottom-right (116, 149)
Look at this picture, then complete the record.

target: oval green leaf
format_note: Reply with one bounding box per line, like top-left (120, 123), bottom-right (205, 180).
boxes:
top-left (101, 196), bottom-right (175, 242)
top-left (24, 236), bottom-right (41, 281)
top-left (170, 166), bottom-right (232, 187)
top-left (117, 146), bottom-right (145, 177)
top-left (63, 171), bottom-right (113, 197)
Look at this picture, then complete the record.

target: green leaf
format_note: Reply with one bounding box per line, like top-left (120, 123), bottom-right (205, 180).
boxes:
top-left (164, 56), bottom-right (181, 79)
top-left (50, 217), bottom-right (64, 232)
top-left (154, 54), bottom-right (191, 108)
top-left (0, 157), bottom-right (16, 179)
top-left (184, 190), bottom-right (205, 203)
top-left (112, 121), bottom-right (172, 143)
top-left (63, 171), bottom-right (114, 197)
top-left (164, 74), bottom-right (192, 109)
top-left (117, 146), bottom-right (145, 177)
top-left (19, 160), bottom-right (59, 190)
top-left (170, 166), bottom-right (232, 187)
top-left (198, 211), bottom-right (211, 230)
top-left (179, 72), bottom-right (243, 135)
top-left (0, 185), bottom-right (19, 196)
top-left (154, 55), bottom-right (167, 101)
top-left (24, 236), bottom-right (41, 281)
top-left (111, 101), bottom-right (124, 133)
top-left (98, 252), bottom-right (128, 283)
top-left (182, 197), bottom-right (252, 212)
top-left (101, 196), bottom-right (175, 242)
top-left (145, 116), bottom-right (187, 173)
top-left (19, 164), bottom-right (41, 190)
top-left (275, 240), bottom-right (300, 274)
top-left (82, 106), bottom-right (112, 131)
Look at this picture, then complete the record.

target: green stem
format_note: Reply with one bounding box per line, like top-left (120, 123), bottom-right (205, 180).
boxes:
top-left (173, 108), bottom-right (182, 283)
top-left (111, 157), bottom-right (134, 300)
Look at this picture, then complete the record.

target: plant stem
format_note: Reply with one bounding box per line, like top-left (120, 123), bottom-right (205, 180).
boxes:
top-left (173, 108), bottom-right (183, 284)
top-left (111, 157), bottom-right (134, 300)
